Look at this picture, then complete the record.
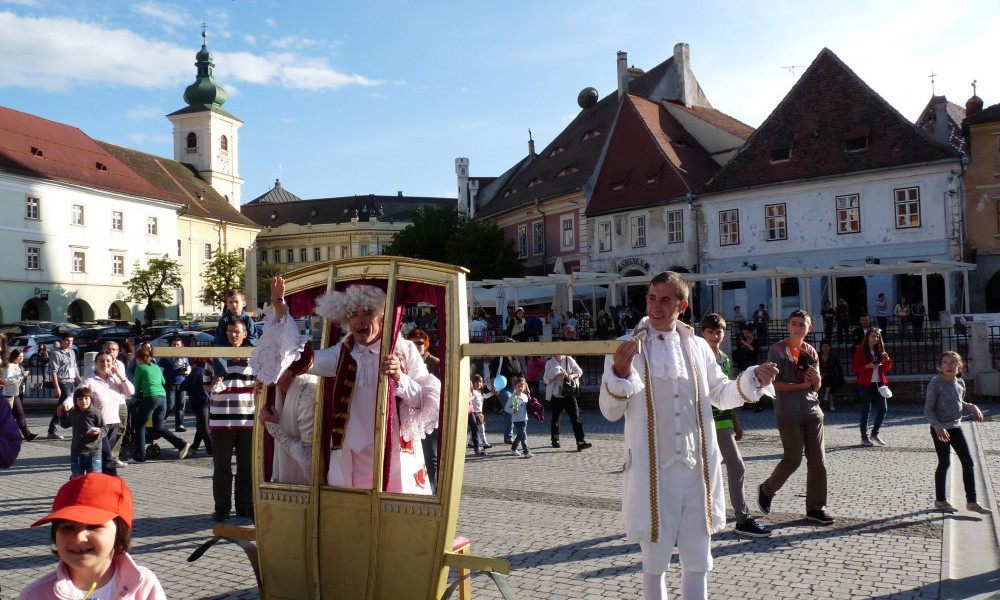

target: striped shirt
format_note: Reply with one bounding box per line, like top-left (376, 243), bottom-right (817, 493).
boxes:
top-left (209, 358), bottom-right (256, 430)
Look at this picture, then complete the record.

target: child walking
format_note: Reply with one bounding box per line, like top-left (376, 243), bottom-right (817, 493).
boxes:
top-left (18, 473), bottom-right (166, 599)
top-left (925, 351), bottom-right (991, 514)
top-left (58, 388), bottom-right (105, 479)
top-left (505, 376), bottom-right (533, 458)
top-left (470, 375), bottom-right (493, 452)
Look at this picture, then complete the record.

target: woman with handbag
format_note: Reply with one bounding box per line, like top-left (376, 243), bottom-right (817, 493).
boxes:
top-left (852, 328), bottom-right (893, 447)
top-left (543, 353), bottom-right (591, 451)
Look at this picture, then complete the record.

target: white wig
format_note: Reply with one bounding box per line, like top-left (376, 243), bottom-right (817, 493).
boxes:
top-left (314, 284), bottom-right (387, 322)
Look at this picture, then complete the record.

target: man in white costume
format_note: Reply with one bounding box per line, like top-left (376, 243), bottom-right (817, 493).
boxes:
top-left (252, 277), bottom-right (439, 494)
top-left (600, 272), bottom-right (778, 600)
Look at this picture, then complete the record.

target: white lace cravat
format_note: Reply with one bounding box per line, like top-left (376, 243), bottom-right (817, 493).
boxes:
top-left (351, 342), bottom-right (381, 387)
top-left (648, 329), bottom-right (688, 381)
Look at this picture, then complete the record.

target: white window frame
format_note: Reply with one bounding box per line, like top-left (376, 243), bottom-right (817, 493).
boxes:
top-left (112, 211), bottom-right (123, 231)
top-left (598, 221), bottom-right (612, 252)
top-left (26, 196), bottom-right (40, 220)
top-left (517, 225), bottom-right (527, 257)
top-left (72, 204), bottom-right (85, 226)
top-left (560, 215), bottom-right (575, 249)
top-left (667, 210), bottom-right (684, 244)
top-left (630, 216), bottom-right (646, 248)
top-left (532, 221), bottom-right (544, 255)
top-left (765, 203), bottom-right (787, 241)
top-left (72, 251), bottom-right (86, 273)
top-left (894, 187), bottom-right (921, 229)
top-left (147, 216), bottom-right (158, 235)
top-left (719, 209), bottom-right (739, 246)
top-left (204, 243), bottom-right (212, 260)
top-left (836, 194), bottom-right (861, 234)
top-left (26, 246), bottom-right (40, 270)
top-left (112, 254), bottom-right (125, 276)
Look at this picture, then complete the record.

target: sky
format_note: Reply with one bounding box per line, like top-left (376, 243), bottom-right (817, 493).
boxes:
top-left (1, 0), bottom-right (998, 203)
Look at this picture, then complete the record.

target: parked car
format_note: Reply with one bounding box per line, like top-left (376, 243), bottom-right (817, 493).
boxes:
top-left (73, 326), bottom-right (134, 354)
top-left (150, 331), bottom-right (214, 347)
top-left (49, 322), bottom-right (83, 336)
top-left (193, 315), bottom-right (223, 332)
top-left (152, 319), bottom-right (186, 329)
top-left (11, 334), bottom-right (80, 366)
top-left (95, 319), bottom-right (131, 328)
top-left (140, 325), bottom-right (183, 340)
top-left (1, 322), bottom-right (47, 336)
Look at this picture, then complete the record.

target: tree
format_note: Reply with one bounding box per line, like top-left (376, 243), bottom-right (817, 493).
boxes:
top-left (125, 254), bottom-right (182, 324)
top-left (258, 261), bottom-right (284, 299)
top-left (200, 249), bottom-right (246, 310)
top-left (385, 205), bottom-right (523, 280)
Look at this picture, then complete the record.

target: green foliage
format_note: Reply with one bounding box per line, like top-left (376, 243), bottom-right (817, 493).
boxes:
top-left (125, 255), bottom-right (182, 313)
top-left (258, 261), bottom-right (285, 297)
top-left (384, 205), bottom-right (523, 280)
top-left (200, 249), bottom-right (247, 310)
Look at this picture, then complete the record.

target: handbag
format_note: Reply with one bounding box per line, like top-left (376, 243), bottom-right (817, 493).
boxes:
top-left (877, 385), bottom-right (893, 399)
top-left (560, 358), bottom-right (579, 398)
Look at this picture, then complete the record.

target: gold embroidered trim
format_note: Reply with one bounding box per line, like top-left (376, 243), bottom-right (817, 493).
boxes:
top-left (691, 358), bottom-right (713, 535)
top-left (641, 351), bottom-right (660, 544)
top-left (603, 382), bottom-right (630, 401)
top-left (736, 371), bottom-right (757, 405)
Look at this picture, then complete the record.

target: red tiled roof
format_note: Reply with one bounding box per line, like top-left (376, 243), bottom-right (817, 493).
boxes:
top-left (588, 95), bottom-right (720, 215)
top-left (914, 95), bottom-right (967, 154)
top-left (662, 101), bottom-right (754, 140)
top-left (701, 48), bottom-right (959, 194)
top-left (0, 106), bottom-right (170, 200)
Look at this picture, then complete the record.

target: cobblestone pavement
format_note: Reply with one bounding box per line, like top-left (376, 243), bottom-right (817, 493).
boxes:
top-left (1, 404), bottom-right (997, 600)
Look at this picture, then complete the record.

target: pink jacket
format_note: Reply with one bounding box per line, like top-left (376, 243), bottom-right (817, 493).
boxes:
top-left (18, 554), bottom-right (166, 600)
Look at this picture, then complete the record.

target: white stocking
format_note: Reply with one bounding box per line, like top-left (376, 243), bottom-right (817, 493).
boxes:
top-left (643, 571), bottom-right (668, 600)
top-left (680, 569), bottom-right (706, 600)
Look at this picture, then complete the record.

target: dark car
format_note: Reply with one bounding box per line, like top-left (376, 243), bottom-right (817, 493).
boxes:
top-left (73, 326), bottom-right (134, 354)
top-left (140, 325), bottom-right (183, 340)
top-left (1, 322), bottom-right (47, 336)
top-left (150, 331), bottom-right (214, 347)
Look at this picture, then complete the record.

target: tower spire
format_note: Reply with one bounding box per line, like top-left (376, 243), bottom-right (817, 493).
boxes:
top-left (182, 27), bottom-right (228, 109)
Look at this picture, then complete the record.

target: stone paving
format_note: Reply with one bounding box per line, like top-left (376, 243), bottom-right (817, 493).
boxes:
top-left (1, 404), bottom-right (997, 600)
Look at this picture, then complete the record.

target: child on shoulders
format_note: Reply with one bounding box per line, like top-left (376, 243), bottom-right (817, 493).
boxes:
top-left (213, 289), bottom-right (261, 347)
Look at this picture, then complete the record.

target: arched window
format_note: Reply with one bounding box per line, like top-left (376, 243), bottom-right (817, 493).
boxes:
top-left (220, 135), bottom-right (228, 152)
top-left (186, 132), bottom-right (198, 153)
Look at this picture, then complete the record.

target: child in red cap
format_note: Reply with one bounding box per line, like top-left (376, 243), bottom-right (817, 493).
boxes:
top-left (18, 473), bottom-right (166, 600)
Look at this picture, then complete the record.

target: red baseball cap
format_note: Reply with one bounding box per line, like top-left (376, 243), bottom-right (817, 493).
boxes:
top-left (31, 473), bottom-right (134, 528)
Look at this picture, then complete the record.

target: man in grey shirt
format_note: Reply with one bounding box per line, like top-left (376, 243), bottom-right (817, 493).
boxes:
top-left (46, 332), bottom-right (81, 439)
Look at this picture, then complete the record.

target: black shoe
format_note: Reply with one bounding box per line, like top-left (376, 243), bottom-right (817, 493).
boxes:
top-left (806, 509), bottom-right (835, 525)
top-left (175, 426), bottom-right (187, 433)
top-left (212, 511), bottom-right (230, 523)
top-left (25, 433), bottom-right (39, 442)
top-left (235, 509), bottom-right (254, 522)
top-left (577, 442), bottom-right (592, 451)
top-left (757, 484), bottom-right (772, 515)
top-left (551, 440), bottom-right (561, 448)
top-left (735, 517), bottom-right (772, 538)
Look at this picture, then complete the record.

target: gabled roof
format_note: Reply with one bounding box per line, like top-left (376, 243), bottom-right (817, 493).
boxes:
top-left (587, 95), bottom-right (720, 215)
top-left (914, 95), bottom-right (967, 154)
top-left (246, 179), bottom-right (304, 204)
top-left (0, 106), bottom-right (169, 200)
top-left (701, 48), bottom-right (960, 195)
top-left (241, 193), bottom-right (456, 228)
top-left (98, 141), bottom-right (259, 228)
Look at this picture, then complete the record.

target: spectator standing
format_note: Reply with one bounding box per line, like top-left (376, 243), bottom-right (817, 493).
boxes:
top-left (893, 296), bottom-right (910, 339)
top-left (576, 311), bottom-right (592, 340)
top-left (4, 349), bottom-right (37, 441)
top-left (821, 300), bottom-right (835, 342)
top-left (469, 314), bottom-right (488, 342)
top-left (89, 341), bottom-right (128, 468)
top-left (731, 305), bottom-right (747, 332)
top-left (910, 299), bottom-right (927, 340)
top-left (157, 335), bottom-right (190, 432)
top-left (818, 341), bottom-right (844, 412)
top-left (82, 352), bottom-right (134, 476)
top-left (469, 375), bottom-right (492, 453)
top-left (852, 328), bottom-right (893, 447)
top-left (37, 342), bottom-right (51, 366)
top-left (505, 376), bottom-right (533, 458)
top-left (181, 360), bottom-right (213, 456)
top-left (700, 314), bottom-right (770, 538)
top-left (57, 388), bottom-right (105, 478)
top-left (543, 353), bottom-right (591, 451)
top-left (408, 329), bottom-right (440, 494)
top-left (874, 293), bottom-right (890, 332)
top-left (489, 351), bottom-right (523, 443)
top-left (596, 309), bottom-right (614, 339)
top-left (524, 355), bottom-right (546, 401)
top-left (734, 327), bottom-right (760, 373)
top-left (752, 303), bottom-right (770, 347)
top-left (548, 309), bottom-right (562, 333)
top-left (505, 307), bottom-right (528, 341)
top-left (758, 310), bottom-right (833, 525)
top-left (48, 332), bottom-right (81, 440)
top-left (130, 348), bottom-right (190, 463)
top-left (835, 298), bottom-right (851, 344)
top-left (851, 314), bottom-right (874, 350)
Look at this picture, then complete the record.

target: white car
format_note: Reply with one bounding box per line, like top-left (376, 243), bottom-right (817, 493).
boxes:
top-left (11, 335), bottom-right (80, 366)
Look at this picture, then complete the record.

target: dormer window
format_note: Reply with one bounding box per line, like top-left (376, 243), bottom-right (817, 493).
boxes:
top-left (549, 147), bottom-right (565, 157)
top-left (770, 147), bottom-right (792, 162)
top-left (612, 183), bottom-right (625, 191)
top-left (582, 129), bottom-right (602, 140)
top-left (557, 166), bottom-right (578, 177)
top-left (503, 189), bottom-right (518, 198)
top-left (845, 136), bottom-right (869, 152)
top-left (527, 178), bottom-right (543, 188)
top-left (31, 146), bottom-right (43, 157)
top-left (96, 162), bottom-right (108, 172)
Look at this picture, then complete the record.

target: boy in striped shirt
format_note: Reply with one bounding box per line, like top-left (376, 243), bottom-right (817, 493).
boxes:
top-left (208, 320), bottom-right (256, 523)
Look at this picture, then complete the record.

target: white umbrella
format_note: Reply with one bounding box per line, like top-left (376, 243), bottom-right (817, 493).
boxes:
top-left (495, 285), bottom-right (508, 330)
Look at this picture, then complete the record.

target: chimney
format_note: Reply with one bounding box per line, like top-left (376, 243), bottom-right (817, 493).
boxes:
top-left (673, 42), bottom-right (695, 107)
top-left (528, 129), bottom-right (536, 157)
top-left (934, 97), bottom-right (949, 145)
top-left (628, 66), bottom-right (645, 83)
top-left (617, 51), bottom-right (628, 100)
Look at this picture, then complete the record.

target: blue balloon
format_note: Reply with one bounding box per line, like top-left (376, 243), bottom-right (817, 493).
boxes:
top-left (493, 375), bottom-right (508, 391)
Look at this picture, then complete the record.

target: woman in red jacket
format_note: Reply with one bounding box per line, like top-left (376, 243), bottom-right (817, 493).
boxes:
top-left (853, 328), bottom-right (893, 447)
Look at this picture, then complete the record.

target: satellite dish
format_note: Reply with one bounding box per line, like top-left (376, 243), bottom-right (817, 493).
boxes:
top-left (577, 87), bottom-right (599, 109)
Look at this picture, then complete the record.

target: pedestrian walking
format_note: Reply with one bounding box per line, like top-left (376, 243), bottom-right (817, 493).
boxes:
top-left (853, 328), bottom-right (892, 446)
top-left (544, 353), bottom-right (591, 451)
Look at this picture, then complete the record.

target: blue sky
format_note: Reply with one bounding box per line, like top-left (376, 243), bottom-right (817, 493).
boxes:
top-left (1, 0), bottom-right (998, 202)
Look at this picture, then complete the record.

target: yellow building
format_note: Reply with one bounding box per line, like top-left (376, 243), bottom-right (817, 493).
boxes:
top-left (963, 92), bottom-right (1000, 311)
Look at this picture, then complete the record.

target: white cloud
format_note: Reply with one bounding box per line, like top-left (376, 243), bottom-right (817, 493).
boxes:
top-left (131, 1), bottom-right (190, 28)
top-left (126, 105), bottom-right (164, 120)
top-left (0, 12), bottom-right (384, 93)
top-left (243, 34), bottom-right (256, 46)
top-left (279, 117), bottom-right (296, 124)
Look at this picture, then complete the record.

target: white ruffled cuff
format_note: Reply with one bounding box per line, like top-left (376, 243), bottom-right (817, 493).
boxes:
top-left (250, 308), bottom-right (311, 385)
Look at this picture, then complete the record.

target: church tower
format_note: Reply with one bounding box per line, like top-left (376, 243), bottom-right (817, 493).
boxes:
top-left (167, 31), bottom-right (244, 209)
